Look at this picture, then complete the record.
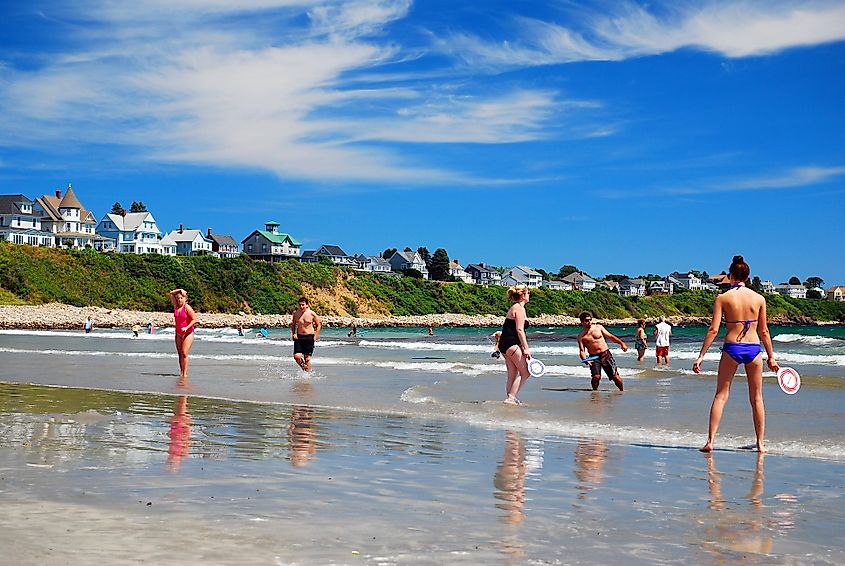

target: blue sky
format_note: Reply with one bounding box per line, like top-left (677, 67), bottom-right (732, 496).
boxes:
top-left (1, 0), bottom-right (844, 284)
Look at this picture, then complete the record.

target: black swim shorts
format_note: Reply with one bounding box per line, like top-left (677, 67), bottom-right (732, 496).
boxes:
top-left (589, 350), bottom-right (618, 380)
top-left (294, 335), bottom-right (315, 357)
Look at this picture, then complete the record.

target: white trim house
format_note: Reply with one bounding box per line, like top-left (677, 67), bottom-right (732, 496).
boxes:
top-left (388, 250), bottom-right (429, 279)
top-left (96, 211), bottom-right (165, 254)
top-left (502, 265), bottom-right (543, 288)
top-left (0, 194), bottom-right (54, 247)
top-left (166, 225), bottom-right (214, 256)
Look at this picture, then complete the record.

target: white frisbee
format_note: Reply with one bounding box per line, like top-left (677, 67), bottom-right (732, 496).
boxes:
top-left (528, 358), bottom-right (546, 377)
top-left (777, 367), bottom-right (801, 395)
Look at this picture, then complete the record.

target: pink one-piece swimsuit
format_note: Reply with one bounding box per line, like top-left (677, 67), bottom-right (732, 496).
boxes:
top-left (174, 305), bottom-right (194, 337)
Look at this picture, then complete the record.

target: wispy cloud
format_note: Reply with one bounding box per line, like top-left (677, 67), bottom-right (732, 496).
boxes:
top-left (0, 0), bottom-right (571, 184)
top-left (442, 1), bottom-right (845, 68)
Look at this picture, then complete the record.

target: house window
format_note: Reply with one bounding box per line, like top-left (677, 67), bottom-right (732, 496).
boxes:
top-left (262, 244), bottom-right (267, 252)
top-left (247, 244), bottom-right (252, 252)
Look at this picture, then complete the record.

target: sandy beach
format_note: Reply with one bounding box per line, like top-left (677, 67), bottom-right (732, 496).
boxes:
top-left (0, 302), bottom-right (714, 330)
top-left (2, 319), bottom-right (844, 564)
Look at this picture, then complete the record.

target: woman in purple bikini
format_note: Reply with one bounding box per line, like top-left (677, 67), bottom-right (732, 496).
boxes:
top-left (693, 256), bottom-right (779, 453)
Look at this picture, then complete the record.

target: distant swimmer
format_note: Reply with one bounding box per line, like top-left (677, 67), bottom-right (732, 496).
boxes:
top-left (693, 256), bottom-right (778, 453)
top-left (577, 311), bottom-right (628, 391)
top-left (83, 316), bottom-right (94, 334)
top-left (291, 297), bottom-right (321, 372)
top-left (347, 323), bottom-right (358, 337)
top-left (654, 316), bottom-right (672, 365)
top-left (168, 288), bottom-right (197, 381)
top-left (498, 285), bottom-right (532, 405)
top-left (148, 321), bottom-right (156, 334)
top-left (491, 331), bottom-right (502, 359)
top-left (428, 326), bottom-right (434, 336)
top-left (131, 324), bottom-right (141, 339)
top-left (237, 323), bottom-right (244, 337)
top-left (634, 319), bottom-right (647, 362)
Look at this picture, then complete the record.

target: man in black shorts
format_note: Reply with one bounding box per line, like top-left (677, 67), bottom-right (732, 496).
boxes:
top-left (291, 297), bottom-right (321, 372)
top-left (576, 311), bottom-right (628, 391)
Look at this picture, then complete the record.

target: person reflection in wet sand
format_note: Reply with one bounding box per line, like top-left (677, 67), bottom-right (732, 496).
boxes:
top-left (167, 395), bottom-right (192, 473)
top-left (573, 439), bottom-right (608, 501)
top-left (704, 453), bottom-right (773, 557)
top-left (494, 430), bottom-right (527, 525)
top-left (288, 405), bottom-right (317, 467)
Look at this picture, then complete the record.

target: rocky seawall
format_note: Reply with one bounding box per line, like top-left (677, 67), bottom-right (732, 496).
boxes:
top-left (0, 303), bottom-right (724, 330)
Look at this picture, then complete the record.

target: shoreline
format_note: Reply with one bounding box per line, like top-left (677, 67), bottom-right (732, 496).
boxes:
top-left (0, 303), bottom-right (838, 330)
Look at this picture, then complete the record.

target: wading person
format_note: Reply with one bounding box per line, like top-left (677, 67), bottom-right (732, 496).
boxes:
top-left (693, 256), bottom-right (778, 453)
top-left (169, 288), bottom-right (197, 382)
top-left (291, 297), bottom-right (321, 372)
top-left (654, 316), bottom-right (672, 365)
top-left (498, 285), bottom-right (532, 405)
top-left (634, 319), bottom-right (648, 362)
top-left (577, 311), bottom-right (628, 391)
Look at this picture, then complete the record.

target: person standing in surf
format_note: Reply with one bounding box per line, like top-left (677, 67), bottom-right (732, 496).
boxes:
top-left (654, 316), bottom-right (672, 365)
top-left (291, 297), bottom-right (321, 372)
top-left (577, 311), bottom-right (628, 391)
top-left (693, 255), bottom-right (779, 453)
top-left (634, 319), bottom-right (648, 362)
top-left (498, 285), bottom-right (532, 405)
top-left (168, 288), bottom-right (197, 382)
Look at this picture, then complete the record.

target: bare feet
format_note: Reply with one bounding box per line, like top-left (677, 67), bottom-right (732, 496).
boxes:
top-left (756, 444), bottom-right (766, 454)
top-left (612, 376), bottom-right (624, 391)
top-left (699, 443), bottom-right (713, 453)
top-left (503, 395), bottom-right (521, 405)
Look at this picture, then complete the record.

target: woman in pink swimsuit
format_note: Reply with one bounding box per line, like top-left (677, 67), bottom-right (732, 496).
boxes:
top-left (169, 288), bottom-right (197, 382)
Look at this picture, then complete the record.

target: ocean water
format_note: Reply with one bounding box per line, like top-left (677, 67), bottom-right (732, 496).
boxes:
top-left (1, 324), bottom-right (844, 564)
top-left (1, 324), bottom-right (843, 459)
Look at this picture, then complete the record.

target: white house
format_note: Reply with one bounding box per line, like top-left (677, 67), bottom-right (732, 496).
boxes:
top-left (33, 185), bottom-right (100, 249)
top-left (159, 233), bottom-right (177, 256)
top-left (449, 259), bottom-right (473, 283)
top-left (760, 280), bottom-right (776, 294)
top-left (96, 211), bottom-right (165, 254)
top-left (775, 284), bottom-right (807, 299)
top-left (827, 286), bottom-right (845, 301)
top-left (0, 194), bottom-right (54, 246)
top-left (166, 225), bottom-right (214, 256)
top-left (388, 250), bottom-right (429, 279)
top-left (598, 280), bottom-right (619, 292)
top-left (618, 278), bottom-right (647, 297)
top-left (541, 280), bottom-right (567, 290)
top-left (561, 271), bottom-right (597, 291)
top-left (353, 254), bottom-right (392, 274)
top-left (465, 263), bottom-right (502, 285)
top-left (501, 265), bottom-right (543, 288)
top-left (676, 272), bottom-right (705, 290)
top-left (242, 221), bottom-right (301, 262)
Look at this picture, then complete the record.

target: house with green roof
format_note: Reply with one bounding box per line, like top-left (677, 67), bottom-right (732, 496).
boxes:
top-left (241, 221), bottom-right (301, 262)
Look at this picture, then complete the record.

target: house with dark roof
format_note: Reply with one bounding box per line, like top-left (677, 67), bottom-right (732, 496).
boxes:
top-left (464, 263), bottom-right (502, 285)
top-left (352, 254), bottom-right (393, 274)
top-left (241, 221), bottom-right (301, 262)
top-left (0, 194), bottom-right (55, 246)
top-left (502, 265), bottom-right (543, 288)
top-left (34, 184), bottom-right (103, 249)
top-left (299, 244), bottom-right (355, 267)
top-left (618, 278), bottom-right (647, 297)
top-left (206, 228), bottom-right (240, 258)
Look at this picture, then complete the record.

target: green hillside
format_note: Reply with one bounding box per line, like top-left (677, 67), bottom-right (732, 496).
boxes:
top-left (1, 243), bottom-right (843, 322)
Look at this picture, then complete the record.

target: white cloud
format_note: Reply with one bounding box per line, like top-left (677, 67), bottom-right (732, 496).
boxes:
top-left (442, 1), bottom-right (845, 68)
top-left (0, 0), bottom-right (564, 184)
top-left (664, 165), bottom-right (845, 194)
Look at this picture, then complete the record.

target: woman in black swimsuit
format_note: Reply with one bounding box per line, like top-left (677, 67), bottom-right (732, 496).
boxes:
top-left (499, 285), bottom-right (532, 405)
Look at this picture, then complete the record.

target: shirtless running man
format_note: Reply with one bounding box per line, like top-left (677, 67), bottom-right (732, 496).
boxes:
top-left (291, 297), bottom-right (321, 372)
top-left (577, 311), bottom-right (628, 391)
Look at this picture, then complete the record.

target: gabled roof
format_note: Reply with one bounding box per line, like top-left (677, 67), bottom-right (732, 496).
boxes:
top-left (102, 212), bottom-right (158, 232)
top-left (369, 255), bottom-right (390, 266)
top-left (38, 188), bottom-right (96, 224)
top-left (300, 250), bottom-right (317, 259)
top-left (677, 272), bottom-right (700, 279)
top-left (318, 244), bottom-right (348, 257)
top-left (562, 272), bottom-right (596, 284)
top-left (621, 278), bottom-right (646, 285)
top-left (167, 229), bottom-right (209, 243)
top-left (509, 265), bottom-right (542, 277)
top-left (209, 233), bottom-right (239, 247)
top-left (0, 194), bottom-right (34, 215)
top-left (159, 233), bottom-right (177, 246)
top-left (465, 263), bottom-right (500, 274)
top-left (242, 229), bottom-right (301, 246)
top-left (826, 286), bottom-right (845, 293)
